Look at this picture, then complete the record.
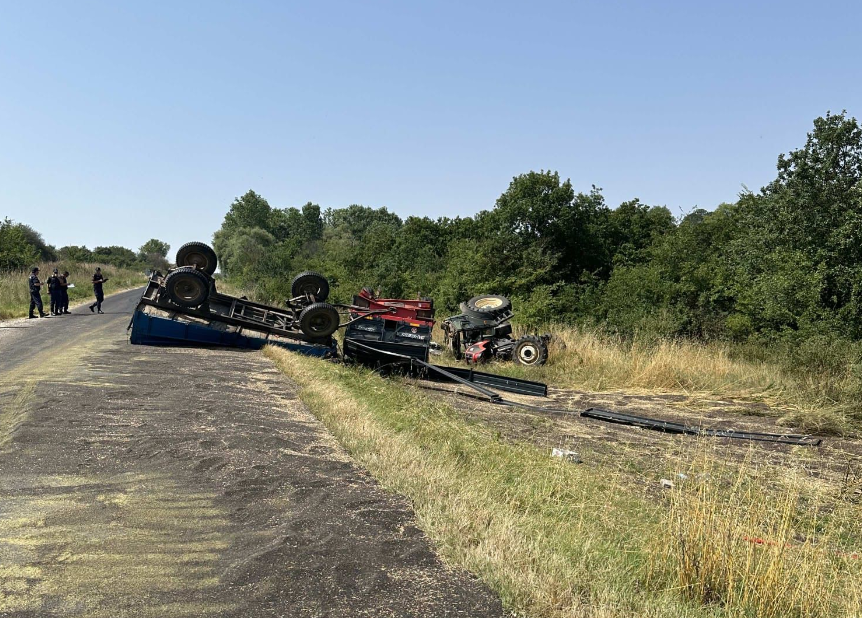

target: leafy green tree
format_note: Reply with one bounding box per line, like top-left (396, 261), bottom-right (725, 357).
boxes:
top-left (213, 227), bottom-right (275, 280)
top-left (0, 218), bottom-right (39, 270)
top-left (604, 199), bottom-right (675, 267)
top-left (733, 111), bottom-right (862, 337)
top-left (138, 239), bottom-right (170, 260)
top-left (16, 223), bottom-right (56, 261)
top-left (92, 246), bottom-right (139, 268)
top-left (58, 245), bottom-right (94, 263)
top-left (222, 190), bottom-right (273, 232)
top-left (209, 114), bottom-right (862, 348)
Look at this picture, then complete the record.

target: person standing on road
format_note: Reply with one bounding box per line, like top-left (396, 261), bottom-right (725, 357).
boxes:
top-left (47, 268), bottom-right (61, 316)
top-left (59, 271), bottom-right (71, 314)
top-left (89, 267), bottom-right (107, 314)
top-left (28, 267), bottom-right (48, 319)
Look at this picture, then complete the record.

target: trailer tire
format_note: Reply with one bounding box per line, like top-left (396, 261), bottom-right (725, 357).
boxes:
top-left (164, 267), bottom-right (211, 308)
top-left (291, 271), bottom-right (330, 302)
top-left (513, 335), bottom-right (548, 366)
top-left (299, 302), bottom-right (340, 338)
top-left (175, 242), bottom-right (218, 276)
top-left (465, 294), bottom-right (512, 318)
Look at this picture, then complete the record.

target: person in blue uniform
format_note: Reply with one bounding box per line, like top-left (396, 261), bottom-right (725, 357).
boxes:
top-left (47, 268), bottom-right (61, 316)
top-left (28, 267), bottom-right (48, 318)
top-left (59, 271), bottom-right (71, 314)
top-left (89, 267), bottom-right (108, 314)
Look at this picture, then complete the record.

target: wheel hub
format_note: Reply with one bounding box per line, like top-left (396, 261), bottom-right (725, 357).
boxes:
top-left (519, 345), bottom-right (537, 362)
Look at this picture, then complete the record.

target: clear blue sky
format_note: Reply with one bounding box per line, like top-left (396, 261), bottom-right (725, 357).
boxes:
top-left (1, 0), bottom-right (859, 257)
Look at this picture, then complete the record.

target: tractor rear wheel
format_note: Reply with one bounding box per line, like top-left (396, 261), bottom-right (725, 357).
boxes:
top-left (465, 294), bottom-right (512, 318)
top-left (298, 302), bottom-right (340, 338)
top-left (175, 242), bottom-right (218, 276)
top-left (512, 335), bottom-right (548, 366)
top-left (291, 271), bottom-right (330, 302)
top-left (164, 267), bottom-right (211, 308)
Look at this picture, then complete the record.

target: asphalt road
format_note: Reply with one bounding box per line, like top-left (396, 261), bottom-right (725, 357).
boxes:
top-left (0, 289), bottom-right (502, 617)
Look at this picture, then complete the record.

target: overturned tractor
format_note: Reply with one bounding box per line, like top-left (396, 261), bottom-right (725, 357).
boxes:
top-left (442, 294), bottom-right (549, 366)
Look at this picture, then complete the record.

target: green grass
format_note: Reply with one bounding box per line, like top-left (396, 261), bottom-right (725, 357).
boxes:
top-left (266, 347), bottom-right (862, 618)
top-left (0, 262), bottom-right (146, 319)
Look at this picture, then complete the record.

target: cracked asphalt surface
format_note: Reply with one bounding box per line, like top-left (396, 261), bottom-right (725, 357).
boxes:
top-left (0, 289), bottom-right (503, 617)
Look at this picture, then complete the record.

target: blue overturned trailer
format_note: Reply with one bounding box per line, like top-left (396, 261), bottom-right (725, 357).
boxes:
top-left (129, 242), bottom-right (339, 358)
top-left (129, 307), bottom-right (336, 356)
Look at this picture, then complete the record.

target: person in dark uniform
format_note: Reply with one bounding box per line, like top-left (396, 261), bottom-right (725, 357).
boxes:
top-left (47, 268), bottom-right (61, 316)
top-left (28, 267), bottom-right (48, 318)
top-left (89, 267), bottom-right (108, 314)
top-left (59, 271), bottom-right (71, 314)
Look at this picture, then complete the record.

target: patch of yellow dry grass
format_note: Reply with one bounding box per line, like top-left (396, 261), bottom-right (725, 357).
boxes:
top-left (650, 450), bottom-right (862, 618)
top-left (451, 324), bottom-right (855, 434)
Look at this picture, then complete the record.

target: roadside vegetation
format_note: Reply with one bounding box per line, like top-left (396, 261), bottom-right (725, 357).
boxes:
top-left (0, 219), bottom-right (166, 319)
top-left (0, 262), bottom-right (146, 319)
top-left (267, 347), bottom-right (862, 618)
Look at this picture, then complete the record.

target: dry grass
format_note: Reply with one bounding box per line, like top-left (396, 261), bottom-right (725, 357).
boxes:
top-left (266, 346), bottom-right (862, 618)
top-left (0, 262), bottom-right (146, 319)
top-left (225, 274), bottom-right (857, 433)
top-left (650, 449), bottom-right (862, 618)
top-left (439, 324), bottom-right (857, 435)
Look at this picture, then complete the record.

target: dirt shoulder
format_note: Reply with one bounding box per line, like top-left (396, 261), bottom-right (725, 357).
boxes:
top-left (405, 376), bottom-right (862, 496)
top-left (0, 290), bottom-right (502, 617)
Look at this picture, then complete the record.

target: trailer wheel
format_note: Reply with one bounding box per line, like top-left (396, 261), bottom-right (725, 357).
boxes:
top-left (298, 302), bottom-right (340, 338)
top-left (164, 267), bottom-right (211, 308)
top-left (465, 294), bottom-right (512, 318)
top-left (512, 335), bottom-right (548, 366)
top-left (175, 242), bottom-right (218, 276)
top-left (291, 271), bottom-right (330, 302)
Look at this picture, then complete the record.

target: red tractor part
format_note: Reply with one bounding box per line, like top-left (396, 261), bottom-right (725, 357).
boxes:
top-left (343, 288), bottom-right (436, 363)
top-left (465, 340), bottom-right (491, 364)
top-left (354, 287), bottom-right (435, 326)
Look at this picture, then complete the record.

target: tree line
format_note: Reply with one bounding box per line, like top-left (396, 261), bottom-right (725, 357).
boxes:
top-left (0, 220), bottom-right (172, 273)
top-left (214, 112), bottom-right (862, 351)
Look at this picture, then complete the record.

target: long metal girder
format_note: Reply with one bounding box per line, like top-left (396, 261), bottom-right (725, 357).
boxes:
top-left (418, 361), bottom-right (548, 397)
top-left (343, 337), bottom-right (549, 397)
top-left (580, 407), bottom-right (822, 446)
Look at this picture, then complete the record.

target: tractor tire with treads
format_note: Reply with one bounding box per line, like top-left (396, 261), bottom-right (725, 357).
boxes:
top-left (298, 302), bottom-right (340, 338)
top-left (164, 267), bottom-right (211, 308)
top-left (512, 335), bottom-right (548, 366)
top-left (291, 271), bottom-right (330, 302)
top-left (175, 242), bottom-right (218, 276)
top-left (465, 294), bottom-right (512, 318)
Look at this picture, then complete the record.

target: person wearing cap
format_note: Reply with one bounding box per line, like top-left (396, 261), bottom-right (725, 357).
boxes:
top-left (47, 268), bottom-right (62, 316)
top-left (59, 270), bottom-right (71, 314)
top-left (89, 267), bottom-right (108, 314)
top-left (28, 267), bottom-right (48, 318)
